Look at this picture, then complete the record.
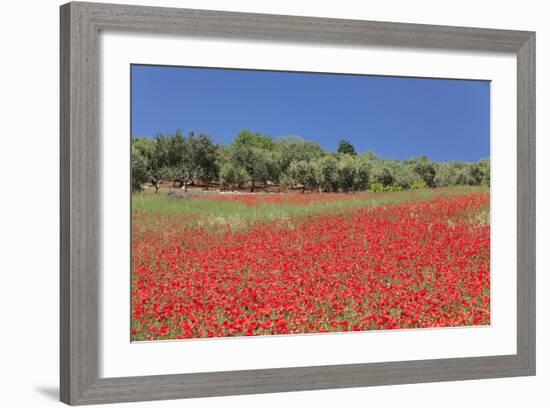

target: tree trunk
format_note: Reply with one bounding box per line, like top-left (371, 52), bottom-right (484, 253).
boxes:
top-left (151, 177), bottom-right (159, 194)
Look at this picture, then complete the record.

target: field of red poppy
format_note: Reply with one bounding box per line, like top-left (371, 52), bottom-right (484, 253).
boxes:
top-left (131, 187), bottom-right (490, 341)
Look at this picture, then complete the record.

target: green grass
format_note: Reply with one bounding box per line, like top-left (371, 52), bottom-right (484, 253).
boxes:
top-left (132, 186), bottom-right (488, 230)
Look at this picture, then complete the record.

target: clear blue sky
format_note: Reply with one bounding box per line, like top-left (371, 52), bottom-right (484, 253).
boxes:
top-left (131, 65), bottom-right (490, 162)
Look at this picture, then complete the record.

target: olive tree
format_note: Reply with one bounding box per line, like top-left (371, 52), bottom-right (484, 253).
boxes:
top-left (283, 160), bottom-right (317, 193)
top-left (276, 136), bottom-right (324, 175)
top-left (170, 132), bottom-right (219, 191)
top-left (313, 155), bottom-right (339, 192)
top-left (337, 154), bottom-right (357, 193)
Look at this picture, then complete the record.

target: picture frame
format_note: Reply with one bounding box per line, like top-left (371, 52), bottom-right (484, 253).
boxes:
top-left (60, 1), bottom-right (535, 405)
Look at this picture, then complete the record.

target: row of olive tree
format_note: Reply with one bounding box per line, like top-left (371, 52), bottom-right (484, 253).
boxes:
top-left (132, 129), bottom-right (490, 192)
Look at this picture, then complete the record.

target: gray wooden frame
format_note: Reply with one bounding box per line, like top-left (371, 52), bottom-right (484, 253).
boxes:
top-left (60, 1), bottom-right (536, 405)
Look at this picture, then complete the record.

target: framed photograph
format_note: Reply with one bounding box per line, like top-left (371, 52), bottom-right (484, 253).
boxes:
top-left (60, 1), bottom-right (535, 405)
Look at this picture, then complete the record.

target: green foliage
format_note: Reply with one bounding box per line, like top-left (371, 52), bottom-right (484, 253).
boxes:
top-left (337, 154), bottom-right (358, 192)
top-left (234, 130), bottom-right (276, 151)
top-left (370, 164), bottom-right (396, 187)
top-left (337, 139), bottom-right (356, 156)
top-left (368, 182), bottom-right (402, 193)
top-left (132, 130), bottom-right (490, 194)
top-left (473, 159), bottom-right (490, 186)
top-left (219, 162), bottom-right (249, 189)
top-left (367, 182), bottom-right (385, 193)
top-left (434, 161), bottom-right (489, 188)
top-left (312, 155), bottom-right (339, 192)
top-left (224, 141), bottom-right (279, 191)
top-left (131, 144), bottom-right (149, 191)
top-left (352, 156), bottom-right (370, 192)
top-left (478, 159), bottom-right (490, 186)
top-left (276, 136), bottom-right (324, 173)
top-left (405, 156), bottom-right (436, 187)
top-left (174, 132), bottom-right (219, 185)
top-left (132, 130), bottom-right (219, 189)
top-left (433, 162), bottom-right (455, 187)
top-left (411, 179), bottom-right (428, 190)
top-left (385, 183), bottom-right (403, 192)
top-left (284, 160), bottom-right (317, 192)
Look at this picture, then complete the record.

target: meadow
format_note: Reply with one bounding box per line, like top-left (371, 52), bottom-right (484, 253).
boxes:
top-left (131, 186), bottom-right (490, 341)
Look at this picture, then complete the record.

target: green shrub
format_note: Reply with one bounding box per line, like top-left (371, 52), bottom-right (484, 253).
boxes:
top-left (368, 182), bottom-right (385, 193)
top-left (368, 182), bottom-right (402, 193)
top-left (385, 183), bottom-right (403, 192)
top-left (411, 180), bottom-right (428, 190)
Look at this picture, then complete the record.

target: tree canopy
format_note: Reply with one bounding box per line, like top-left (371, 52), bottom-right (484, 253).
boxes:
top-left (132, 130), bottom-right (490, 193)
top-left (337, 139), bottom-right (356, 156)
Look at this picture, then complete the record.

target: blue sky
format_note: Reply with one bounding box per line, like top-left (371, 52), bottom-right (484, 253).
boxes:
top-left (131, 65), bottom-right (490, 162)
